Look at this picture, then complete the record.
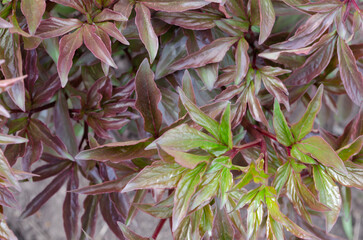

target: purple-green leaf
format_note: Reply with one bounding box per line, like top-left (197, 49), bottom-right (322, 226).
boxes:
top-left (73, 174), bottom-right (135, 195)
top-left (0, 29), bottom-right (26, 111)
top-left (285, 34), bottom-right (336, 86)
top-left (57, 29), bottom-right (83, 87)
top-left (147, 124), bottom-right (224, 154)
top-left (119, 223), bottom-right (150, 240)
top-left (313, 165), bottom-right (342, 232)
top-left (36, 17), bottom-right (83, 39)
top-left (337, 37), bottom-right (363, 106)
top-left (258, 0), bottom-right (275, 44)
top-left (76, 138), bottom-right (156, 162)
top-left (296, 136), bottom-right (347, 173)
top-left (170, 37), bottom-right (238, 71)
top-left (97, 22), bottom-right (129, 45)
top-left (82, 25), bottom-right (117, 68)
top-left (21, 0), bottom-right (46, 35)
top-left (235, 38), bottom-right (250, 85)
top-left (94, 9), bottom-right (128, 23)
top-left (337, 136), bottom-right (363, 161)
top-left (141, 0), bottom-right (209, 12)
top-left (135, 3), bottom-right (159, 63)
top-left (173, 163), bottom-right (206, 231)
top-left (122, 161), bottom-right (186, 192)
top-left (135, 58), bottom-right (163, 137)
top-left (178, 88), bottom-right (220, 139)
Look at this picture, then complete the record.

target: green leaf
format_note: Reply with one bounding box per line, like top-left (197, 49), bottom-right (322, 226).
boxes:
top-left (291, 145), bottom-right (317, 164)
top-left (267, 214), bottom-right (284, 240)
top-left (162, 147), bottom-right (211, 169)
top-left (189, 157), bottom-right (228, 212)
top-left (247, 190), bottom-right (264, 239)
top-left (273, 100), bottom-right (294, 146)
top-left (273, 161), bottom-right (291, 195)
top-left (286, 172), bottom-right (312, 224)
top-left (296, 136), bottom-right (347, 173)
top-left (122, 162), bottom-right (186, 192)
top-left (291, 85), bottom-right (324, 141)
top-left (147, 124), bottom-right (226, 154)
top-left (178, 88), bottom-right (220, 139)
top-left (219, 167), bottom-right (233, 208)
top-left (119, 223), bottom-right (150, 240)
top-left (200, 205), bottom-right (213, 238)
top-left (326, 162), bottom-right (363, 190)
top-left (0, 134), bottom-right (28, 145)
top-left (337, 136), bottom-right (363, 161)
top-left (313, 165), bottom-right (342, 232)
top-left (234, 188), bottom-right (259, 212)
top-left (135, 193), bottom-right (173, 219)
top-left (294, 174), bottom-right (330, 212)
top-left (266, 196), bottom-right (317, 239)
top-left (219, 102), bottom-right (233, 149)
top-left (173, 163), bottom-right (206, 231)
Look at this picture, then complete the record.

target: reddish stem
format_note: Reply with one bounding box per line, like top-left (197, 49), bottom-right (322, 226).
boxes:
top-left (226, 139), bottom-right (262, 159)
top-left (352, 0), bottom-right (361, 11)
top-left (152, 218), bottom-right (167, 239)
top-left (253, 125), bottom-right (278, 141)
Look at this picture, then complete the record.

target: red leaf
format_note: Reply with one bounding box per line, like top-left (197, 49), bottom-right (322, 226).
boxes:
top-left (57, 29), bottom-right (83, 87)
top-left (72, 174), bottom-right (135, 195)
top-left (63, 168), bottom-right (80, 240)
top-left (285, 33), bottom-right (337, 86)
top-left (28, 119), bottom-right (71, 159)
top-left (80, 195), bottom-right (99, 240)
top-left (50, 0), bottom-right (86, 14)
top-left (135, 3), bottom-right (159, 63)
top-left (100, 194), bottom-right (124, 238)
top-left (271, 11), bottom-right (336, 50)
top-left (94, 8), bottom-right (128, 22)
top-left (36, 17), bottom-right (83, 39)
top-left (142, 0), bottom-right (209, 12)
top-left (170, 37), bottom-right (238, 71)
top-left (155, 11), bottom-right (219, 30)
top-left (83, 25), bottom-right (117, 68)
top-left (97, 22), bottom-right (129, 45)
top-left (21, 169), bottom-right (70, 218)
